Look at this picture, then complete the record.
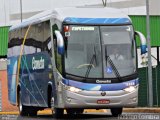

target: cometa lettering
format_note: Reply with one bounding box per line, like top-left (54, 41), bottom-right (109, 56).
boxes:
top-left (96, 80), bottom-right (111, 84)
top-left (32, 57), bottom-right (44, 70)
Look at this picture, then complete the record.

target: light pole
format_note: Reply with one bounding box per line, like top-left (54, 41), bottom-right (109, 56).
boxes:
top-left (146, 0), bottom-right (153, 107)
top-left (20, 0), bottom-right (23, 22)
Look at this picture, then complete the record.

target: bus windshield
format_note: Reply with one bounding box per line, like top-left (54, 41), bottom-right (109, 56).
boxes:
top-left (64, 25), bottom-right (136, 79)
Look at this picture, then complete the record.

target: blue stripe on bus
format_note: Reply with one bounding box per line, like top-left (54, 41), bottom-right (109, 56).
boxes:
top-left (64, 17), bottom-right (131, 24)
top-left (62, 79), bottom-right (139, 91)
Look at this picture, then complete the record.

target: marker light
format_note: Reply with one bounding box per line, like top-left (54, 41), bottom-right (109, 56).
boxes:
top-left (64, 26), bottom-right (69, 32)
top-left (124, 86), bottom-right (136, 93)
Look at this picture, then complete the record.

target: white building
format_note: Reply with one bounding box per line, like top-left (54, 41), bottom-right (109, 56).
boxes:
top-left (0, 0), bottom-right (160, 27)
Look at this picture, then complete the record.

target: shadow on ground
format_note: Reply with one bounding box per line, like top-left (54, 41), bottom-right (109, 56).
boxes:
top-left (17, 113), bottom-right (113, 120)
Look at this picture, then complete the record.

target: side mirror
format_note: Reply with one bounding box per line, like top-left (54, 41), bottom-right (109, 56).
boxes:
top-left (55, 30), bottom-right (64, 55)
top-left (135, 31), bottom-right (148, 66)
top-left (135, 31), bottom-right (147, 54)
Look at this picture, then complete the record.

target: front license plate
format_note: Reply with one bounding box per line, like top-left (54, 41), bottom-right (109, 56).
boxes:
top-left (97, 99), bottom-right (110, 104)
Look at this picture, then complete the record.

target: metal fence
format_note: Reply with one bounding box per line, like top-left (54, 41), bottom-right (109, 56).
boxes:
top-left (137, 46), bottom-right (160, 107)
top-left (0, 26), bottom-right (9, 57)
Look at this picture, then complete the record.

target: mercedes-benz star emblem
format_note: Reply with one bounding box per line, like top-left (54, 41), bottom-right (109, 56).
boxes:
top-left (101, 91), bottom-right (106, 96)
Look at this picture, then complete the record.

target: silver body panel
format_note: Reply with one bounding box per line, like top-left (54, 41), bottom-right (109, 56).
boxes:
top-left (56, 82), bottom-right (138, 108)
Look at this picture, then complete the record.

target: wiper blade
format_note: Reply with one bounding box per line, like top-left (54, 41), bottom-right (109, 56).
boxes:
top-left (84, 54), bottom-right (95, 79)
top-left (94, 46), bottom-right (97, 65)
top-left (84, 46), bottom-right (97, 81)
top-left (106, 56), bottom-right (122, 82)
top-left (105, 47), bottom-right (122, 82)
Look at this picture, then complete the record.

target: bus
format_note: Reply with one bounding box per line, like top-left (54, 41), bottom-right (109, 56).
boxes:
top-left (7, 7), bottom-right (147, 118)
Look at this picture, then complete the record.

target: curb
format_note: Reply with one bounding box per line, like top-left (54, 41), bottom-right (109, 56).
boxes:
top-left (0, 108), bottom-right (160, 115)
top-left (0, 112), bottom-right (19, 115)
top-left (0, 109), bottom-right (106, 115)
top-left (124, 108), bottom-right (160, 113)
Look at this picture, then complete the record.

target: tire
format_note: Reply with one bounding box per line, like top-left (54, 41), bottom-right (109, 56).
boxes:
top-left (18, 91), bottom-right (38, 116)
top-left (50, 97), bottom-right (54, 115)
top-left (28, 108), bottom-right (37, 116)
top-left (48, 89), bottom-right (52, 108)
top-left (54, 108), bottom-right (64, 118)
top-left (110, 107), bottom-right (123, 117)
top-left (18, 91), bottom-right (28, 116)
top-left (66, 108), bottom-right (84, 114)
top-left (76, 109), bottom-right (84, 114)
top-left (48, 90), bottom-right (54, 115)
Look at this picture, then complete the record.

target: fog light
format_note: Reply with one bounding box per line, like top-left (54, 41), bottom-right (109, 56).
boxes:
top-left (132, 97), bottom-right (137, 102)
top-left (66, 97), bottom-right (71, 102)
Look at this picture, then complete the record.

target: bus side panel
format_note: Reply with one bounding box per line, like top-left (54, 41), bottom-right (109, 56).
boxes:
top-left (20, 52), bottom-right (53, 107)
top-left (7, 56), bottom-right (18, 105)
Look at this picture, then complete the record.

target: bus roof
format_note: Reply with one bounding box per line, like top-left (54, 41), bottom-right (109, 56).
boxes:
top-left (10, 7), bottom-right (131, 31)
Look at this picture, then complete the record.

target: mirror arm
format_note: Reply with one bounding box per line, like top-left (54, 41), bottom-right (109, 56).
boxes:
top-left (55, 30), bottom-right (64, 55)
top-left (135, 31), bottom-right (148, 66)
top-left (135, 31), bottom-right (147, 55)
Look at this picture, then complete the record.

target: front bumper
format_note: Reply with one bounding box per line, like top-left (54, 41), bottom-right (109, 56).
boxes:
top-left (63, 87), bottom-right (138, 109)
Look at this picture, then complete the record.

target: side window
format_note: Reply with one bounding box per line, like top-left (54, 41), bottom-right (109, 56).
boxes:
top-left (52, 24), bottom-right (62, 73)
top-left (8, 29), bottom-right (21, 57)
top-left (39, 23), bottom-right (44, 51)
top-left (44, 21), bottom-right (52, 55)
top-left (31, 25), bottom-right (41, 53)
top-left (8, 31), bottom-right (14, 57)
top-left (24, 26), bottom-right (36, 55)
top-left (34, 23), bottom-right (44, 52)
top-left (22, 27), bottom-right (28, 55)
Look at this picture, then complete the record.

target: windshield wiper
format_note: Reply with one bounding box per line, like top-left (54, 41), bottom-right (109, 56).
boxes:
top-left (105, 47), bottom-right (122, 82)
top-left (84, 46), bottom-right (97, 81)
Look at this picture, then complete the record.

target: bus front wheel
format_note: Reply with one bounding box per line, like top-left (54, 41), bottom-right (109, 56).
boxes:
top-left (54, 108), bottom-right (64, 118)
top-left (28, 108), bottom-right (37, 116)
top-left (110, 107), bottom-right (123, 117)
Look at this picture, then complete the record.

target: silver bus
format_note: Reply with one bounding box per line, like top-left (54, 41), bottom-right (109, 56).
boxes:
top-left (7, 7), bottom-right (147, 118)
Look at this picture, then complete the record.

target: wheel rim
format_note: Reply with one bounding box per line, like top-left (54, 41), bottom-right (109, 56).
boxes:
top-left (51, 97), bottom-right (54, 113)
top-left (19, 95), bottom-right (22, 112)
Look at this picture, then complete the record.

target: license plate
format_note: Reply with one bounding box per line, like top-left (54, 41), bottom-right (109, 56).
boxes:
top-left (97, 100), bottom-right (110, 104)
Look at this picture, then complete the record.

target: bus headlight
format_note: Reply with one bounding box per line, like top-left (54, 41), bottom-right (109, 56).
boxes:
top-left (124, 86), bottom-right (136, 93)
top-left (67, 86), bottom-right (82, 93)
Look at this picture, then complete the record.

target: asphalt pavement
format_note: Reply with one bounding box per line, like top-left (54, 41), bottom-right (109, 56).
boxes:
top-left (1, 108), bottom-right (160, 120)
top-left (1, 112), bottom-right (160, 120)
